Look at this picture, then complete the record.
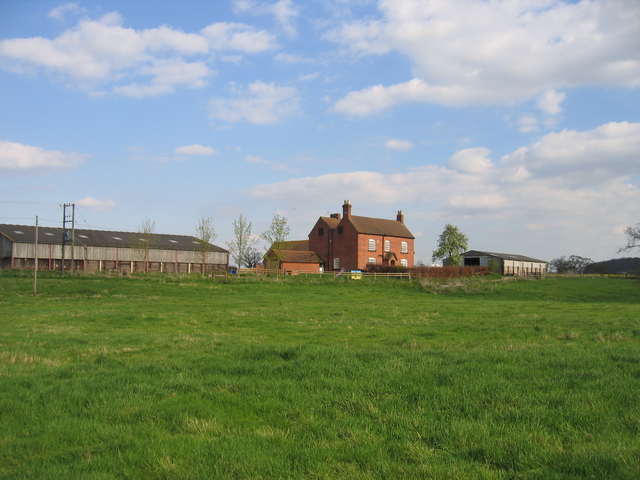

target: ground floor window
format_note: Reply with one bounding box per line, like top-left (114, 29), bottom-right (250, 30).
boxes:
top-left (368, 257), bottom-right (376, 264)
top-left (333, 258), bottom-right (340, 269)
top-left (400, 259), bottom-right (408, 267)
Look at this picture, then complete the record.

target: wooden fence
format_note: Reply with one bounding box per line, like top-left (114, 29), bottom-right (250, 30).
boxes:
top-left (235, 268), bottom-right (411, 280)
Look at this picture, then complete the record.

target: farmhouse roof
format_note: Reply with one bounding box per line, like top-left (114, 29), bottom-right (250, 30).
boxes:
top-left (318, 216), bottom-right (340, 229)
top-left (463, 250), bottom-right (547, 264)
top-left (0, 224), bottom-right (228, 253)
top-left (348, 215), bottom-right (414, 239)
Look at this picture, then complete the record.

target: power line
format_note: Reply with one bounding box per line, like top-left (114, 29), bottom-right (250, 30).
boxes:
top-left (0, 200), bottom-right (62, 206)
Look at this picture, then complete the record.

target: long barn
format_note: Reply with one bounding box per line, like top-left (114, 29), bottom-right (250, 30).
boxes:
top-left (0, 224), bottom-right (229, 274)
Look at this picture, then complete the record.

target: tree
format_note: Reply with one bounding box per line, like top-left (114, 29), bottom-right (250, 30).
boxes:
top-left (431, 224), bottom-right (468, 266)
top-left (194, 217), bottom-right (217, 277)
top-left (243, 247), bottom-right (263, 268)
top-left (618, 223), bottom-right (640, 253)
top-left (226, 214), bottom-right (259, 267)
top-left (549, 255), bottom-right (593, 274)
top-left (134, 218), bottom-right (157, 273)
top-left (261, 214), bottom-right (290, 274)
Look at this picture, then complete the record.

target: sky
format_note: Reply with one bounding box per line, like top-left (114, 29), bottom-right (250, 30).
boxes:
top-left (1, 0), bottom-right (639, 264)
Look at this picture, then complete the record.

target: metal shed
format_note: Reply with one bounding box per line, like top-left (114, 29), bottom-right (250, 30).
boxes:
top-left (0, 224), bottom-right (229, 274)
top-left (463, 250), bottom-right (548, 276)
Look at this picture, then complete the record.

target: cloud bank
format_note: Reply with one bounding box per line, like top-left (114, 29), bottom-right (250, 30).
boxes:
top-left (246, 122), bottom-right (640, 253)
top-left (0, 12), bottom-right (277, 97)
top-left (328, 0), bottom-right (640, 115)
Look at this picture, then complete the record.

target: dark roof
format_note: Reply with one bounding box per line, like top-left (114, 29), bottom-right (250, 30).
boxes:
top-left (279, 250), bottom-right (323, 264)
top-left (282, 240), bottom-right (310, 251)
top-left (348, 215), bottom-right (414, 239)
top-left (0, 224), bottom-right (228, 253)
top-left (318, 216), bottom-right (340, 229)
top-left (463, 250), bottom-right (547, 264)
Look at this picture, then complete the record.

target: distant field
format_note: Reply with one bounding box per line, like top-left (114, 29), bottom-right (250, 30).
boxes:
top-left (1, 271), bottom-right (639, 479)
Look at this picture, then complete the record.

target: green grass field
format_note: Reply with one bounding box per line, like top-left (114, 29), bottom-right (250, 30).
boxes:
top-left (1, 271), bottom-right (639, 479)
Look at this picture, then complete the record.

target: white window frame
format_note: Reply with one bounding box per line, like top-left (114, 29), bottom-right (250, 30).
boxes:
top-left (401, 241), bottom-right (408, 254)
top-left (368, 257), bottom-right (376, 264)
top-left (368, 239), bottom-right (376, 251)
top-left (400, 259), bottom-right (408, 267)
top-left (384, 240), bottom-right (390, 252)
top-left (333, 258), bottom-right (340, 269)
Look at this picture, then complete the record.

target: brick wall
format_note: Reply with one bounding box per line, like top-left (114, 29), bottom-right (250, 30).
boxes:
top-left (281, 261), bottom-right (322, 273)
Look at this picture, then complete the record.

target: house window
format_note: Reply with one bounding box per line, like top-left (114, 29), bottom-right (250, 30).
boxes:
top-left (337, 226), bottom-right (343, 234)
top-left (368, 239), bottom-right (376, 251)
top-left (400, 259), bottom-right (408, 267)
top-left (318, 227), bottom-right (324, 236)
top-left (384, 240), bottom-right (390, 252)
top-left (401, 242), bottom-right (408, 254)
top-left (333, 258), bottom-right (340, 269)
top-left (368, 257), bottom-right (376, 264)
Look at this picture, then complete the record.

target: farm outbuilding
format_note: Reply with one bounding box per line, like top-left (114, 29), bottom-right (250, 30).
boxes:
top-left (463, 250), bottom-right (548, 276)
top-left (0, 224), bottom-right (229, 274)
top-left (263, 240), bottom-right (323, 274)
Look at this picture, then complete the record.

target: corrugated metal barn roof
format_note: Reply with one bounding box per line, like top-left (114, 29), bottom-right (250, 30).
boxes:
top-left (0, 224), bottom-right (228, 253)
top-left (463, 250), bottom-right (547, 264)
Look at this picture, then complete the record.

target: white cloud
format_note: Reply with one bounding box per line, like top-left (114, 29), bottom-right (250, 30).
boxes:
top-left (209, 81), bottom-right (301, 124)
top-left (49, 2), bottom-right (86, 21)
top-left (0, 13), bottom-right (276, 97)
top-left (274, 53), bottom-right (315, 64)
top-left (174, 144), bottom-right (219, 156)
top-left (537, 90), bottom-right (566, 115)
top-left (328, 0), bottom-right (640, 114)
top-left (76, 196), bottom-right (115, 211)
top-left (200, 22), bottom-right (278, 52)
top-left (0, 140), bottom-right (87, 174)
top-left (518, 115), bottom-right (539, 133)
top-left (233, 0), bottom-right (299, 37)
top-left (447, 148), bottom-right (494, 175)
top-left (245, 155), bottom-right (287, 171)
top-left (386, 138), bottom-right (414, 151)
top-left (501, 122), bottom-right (640, 184)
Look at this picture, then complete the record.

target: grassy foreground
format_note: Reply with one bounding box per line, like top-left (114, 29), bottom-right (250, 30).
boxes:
top-left (0, 271), bottom-right (639, 479)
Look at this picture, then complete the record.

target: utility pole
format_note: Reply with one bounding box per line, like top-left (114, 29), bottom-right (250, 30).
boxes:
top-left (61, 203), bottom-right (72, 276)
top-left (34, 216), bottom-right (38, 296)
top-left (71, 203), bottom-right (75, 276)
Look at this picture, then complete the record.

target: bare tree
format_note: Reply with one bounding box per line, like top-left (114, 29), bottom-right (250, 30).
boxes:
top-left (549, 255), bottom-right (593, 274)
top-left (134, 218), bottom-right (157, 273)
top-left (195, 217), bottom-right (217, 277)
top-left (243, 247), bottom-right (263, 268)
top-left (226, 214), bottom-right (259, 267)
top-left (261, 214), bottom-right (290, 274)
top-left (618, 223), bottom-right (640, 253)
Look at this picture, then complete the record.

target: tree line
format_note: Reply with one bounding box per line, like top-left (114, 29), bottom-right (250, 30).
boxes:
top-left (135, 214), bottom-right (291, 274)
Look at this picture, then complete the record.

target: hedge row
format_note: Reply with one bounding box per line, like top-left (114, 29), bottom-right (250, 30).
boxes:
top-left (409, 265), bottom-right (491, 278)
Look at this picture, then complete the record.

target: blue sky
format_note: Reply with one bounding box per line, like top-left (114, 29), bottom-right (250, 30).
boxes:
top-left (1, 0), bottom-right (639, 264)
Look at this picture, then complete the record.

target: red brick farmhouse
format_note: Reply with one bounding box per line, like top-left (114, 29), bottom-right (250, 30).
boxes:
top-left (266, 200), bottom-right (415, 273)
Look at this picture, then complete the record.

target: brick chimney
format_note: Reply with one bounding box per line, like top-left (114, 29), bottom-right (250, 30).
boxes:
top-left (397, 210), bottom-right (404, 224)
top-left (342, 200), bottom-right (352, 220)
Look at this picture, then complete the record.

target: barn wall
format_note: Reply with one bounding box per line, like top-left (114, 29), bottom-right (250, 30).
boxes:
top-left (5, 241), bottom-right (228, 273)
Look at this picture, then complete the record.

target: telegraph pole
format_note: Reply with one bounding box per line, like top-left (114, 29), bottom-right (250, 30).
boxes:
top-left (70, 203), bottom-right (75, 276)
top-left (34, 216), bottom-right (38, 296)
top-left (61, 203), bottom-right (72, 276)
